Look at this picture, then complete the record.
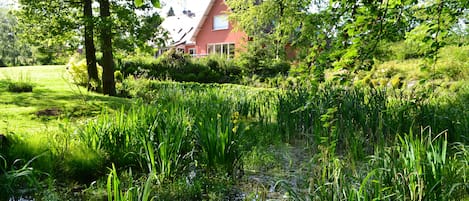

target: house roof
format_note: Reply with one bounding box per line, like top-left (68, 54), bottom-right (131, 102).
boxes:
top-left (190, 0), bottom-right (216, 42)
top-left (161, 14), bottom-right (198, 46)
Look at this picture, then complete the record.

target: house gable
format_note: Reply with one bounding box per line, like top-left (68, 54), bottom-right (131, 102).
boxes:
top-left (190, 0), bottom-right (246, 56)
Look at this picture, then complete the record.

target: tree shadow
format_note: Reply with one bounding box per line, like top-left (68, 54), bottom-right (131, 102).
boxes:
top-left (1, 82), bottom-right (132, 119)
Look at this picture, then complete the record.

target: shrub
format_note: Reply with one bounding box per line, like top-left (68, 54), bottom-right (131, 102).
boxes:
top-left (119, 50), bottom-right (243, 83)
top-left (4, 73), bottom-right (34, 93)
top-left (7, 81), bottom-right (33, 93)
top-left (198, 55), bottom-right (243, 83)
top-left (262, 60), bottom-right (290, 76)
top-left (66, 56), bottom-right (102, 88)
top-left (114, 70), bottom-right (124, 82)
top-left (435, 45), bottom-right (469, 80)
top-left (0, 59), bottom-right (7, 67)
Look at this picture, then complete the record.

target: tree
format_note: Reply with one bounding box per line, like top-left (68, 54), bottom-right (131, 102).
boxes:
top-left (16, 0), bottom-right (163, 95)
top-left (226, 0), bottom-right (310, 60)
top-left (167, 6), bottom-right (175, 17)
top-left (98, 0), bottom-right (116, 96)
top-left (228, 0), bottom-right (467, 82)
top-left (15, 1), bottom-right (81, 65)
top-left (97, 0), bottom-right (162, 96)
top-left (110, 1), bottom-right (164, 55)
top-left (0, 9), bottom-right (34, 66)
top-left (83, 0), bottom-right (101, 91)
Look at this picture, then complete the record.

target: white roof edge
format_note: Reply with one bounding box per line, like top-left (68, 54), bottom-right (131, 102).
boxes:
top-left (190, 0), bottom-right (216, 42)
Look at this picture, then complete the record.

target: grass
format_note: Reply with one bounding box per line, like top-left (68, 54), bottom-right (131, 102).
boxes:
top-left (1, 64), bottom-right (469, 200)
top-left (0, 65), bottom-right (132, 134)
top-left (353, 45), bottom-right (469, 90)
top-left (0, 65), bottom-right (134, 198)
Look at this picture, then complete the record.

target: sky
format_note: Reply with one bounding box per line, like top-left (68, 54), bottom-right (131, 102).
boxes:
top-left (0, 0), bottom-right (210, 16)
top-left (0, 0), bottom-right (17, 9)
top-left (161, 0), bottom-right (210, 16)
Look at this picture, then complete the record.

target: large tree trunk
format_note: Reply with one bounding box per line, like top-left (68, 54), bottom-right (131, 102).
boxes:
top-left (99, 0), bottom-right (116, 96)
top-left (83, 0), bottom-right (101, 92)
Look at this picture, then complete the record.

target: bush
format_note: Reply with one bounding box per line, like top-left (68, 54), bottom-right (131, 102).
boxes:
top-left (7, 81), bottom-right (33, 93)
top-left (435, 45), bottom-right (469, 80)
top-left (264, 60), bottom-right (290, 76)
top-left (119, 50), bottom-right (244, 83)
top-left (198, 55), bottom-right (243, 82)
top-left (3, 73), bottom-right (34, 93)
top-left (114, 70), bottom-right (124, 82)
top-left (66, 56), bottom-right (102, 88)
top-left (0, 59), bottom-right (7, 67)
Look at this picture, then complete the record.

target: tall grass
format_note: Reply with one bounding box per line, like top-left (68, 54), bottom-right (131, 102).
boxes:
top-left (278, 84), bottom-right (469, 153)
top-left (79, 103), bottom-right (192, 181)
top-left (6, 77), bottom-right (467, 199)
top-left (279, 128), bottom-right (469, 200)
top-left (195, 108), bottom-right (244, 175)
top-left (106, 164), bottom-right (156, 201)
top-left (0, 153), bottom-right (45, 200)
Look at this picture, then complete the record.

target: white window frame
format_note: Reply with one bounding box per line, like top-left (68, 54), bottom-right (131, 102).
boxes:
top-left (207, 43), bottom-right (235, 57)
top-left (188, 48), bottom-right (196, 56)
top-left (213, 14), bottom-right (229, 30)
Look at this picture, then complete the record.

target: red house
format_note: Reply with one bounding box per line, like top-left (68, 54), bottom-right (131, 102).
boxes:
top-left (162, 0), bottom-right (247, 57)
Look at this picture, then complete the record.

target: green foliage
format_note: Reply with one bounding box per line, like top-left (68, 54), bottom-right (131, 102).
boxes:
top-left (135, 0), bottom-right (160, 8)
top-left (111, 1), bottom-right (164, 54)
top-left (357, 45), bottom-right (469, 89)
top-left (14, 1), bottom-right (80, 65)
top-left (229, 0), bottom-right (468, 83)
top-left (195, 109), bottom-right (244, 175)
top-left (15, 0), bottom-right (165, 67)
top-left (278, 83), bottom-right (469, 151)
top-left (227, 0), bottom-right (309, 60)
top-left (114, 70), bottom-right (124, 82)
top-left (0, 153), bottom-right (45, 200)
top-left (79, 103), bottom-right (192, 181)
top-left (7, 80), bottom-right (33, 93)
top-left (4, 63), bottom-right (469, 199)
top-left (2, 73), bottom-right (34, 93)
top-left (0, 9), bottom-right (35, 66)
top-left (279, 129), bottom-right (469, 200)
top-left (106, 164), bottom-right (157, 201)
top-left (120, 50), bottom-right (291, 85)
top-left (119, 50), bottom-right (243, 83)
top-left (66, 56), bottom-right (103, 89)
top-left (0, 59), bottom-right (6, 67)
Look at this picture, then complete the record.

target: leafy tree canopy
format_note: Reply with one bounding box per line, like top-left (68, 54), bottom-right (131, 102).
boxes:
top-left (227, 0), bottom-right (468, 81)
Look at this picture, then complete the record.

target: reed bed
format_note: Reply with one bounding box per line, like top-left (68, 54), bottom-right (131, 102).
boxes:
top-left (5, 79), bottom-right (469, 199)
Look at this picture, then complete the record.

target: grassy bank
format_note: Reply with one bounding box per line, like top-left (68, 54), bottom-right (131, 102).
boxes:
top-left (0, 66), bottom-right (131, 134)
top-left (0, 65), bottom-right (468, 200)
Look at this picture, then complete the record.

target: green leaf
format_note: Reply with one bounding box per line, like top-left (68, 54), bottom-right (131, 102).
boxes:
top-left (135, 0), bottom-right (143, 7)
top-left (151, 0), bottom-right (160, 8)
top-left (135, 0), bottom-right (160, 8)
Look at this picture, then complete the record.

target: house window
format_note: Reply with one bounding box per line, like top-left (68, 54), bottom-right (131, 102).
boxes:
top-left (213, 14), bottom-right (228, 30)
top-left (189, 48), bottom-right (196, 56)
top-left (207, 43), bottom-right (235, 58)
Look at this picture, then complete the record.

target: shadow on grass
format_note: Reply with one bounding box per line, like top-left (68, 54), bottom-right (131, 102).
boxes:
top-left (0, 82), bottom-right (133, 118)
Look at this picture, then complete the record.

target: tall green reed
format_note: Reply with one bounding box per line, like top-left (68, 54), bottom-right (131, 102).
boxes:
top-left (106, 164), bottom-right (156, 201)
top-left (79, 102), bottom-right (192, 181)
top-left (194, 102), bottom-right (245, 176)
top-left (0, 153), bottom-right (45, 200)
top-left (279, 128), bottom-right (469, 200)
top-left (142, 104), bottom-right (192, 182)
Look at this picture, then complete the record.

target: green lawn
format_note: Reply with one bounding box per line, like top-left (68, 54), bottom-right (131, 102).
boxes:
top-left (0, 65), bottom-right (131, 135)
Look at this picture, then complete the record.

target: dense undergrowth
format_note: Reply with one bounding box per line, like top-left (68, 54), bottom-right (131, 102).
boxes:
top-left (2, 48), bottom-right (469, 200)
top-left (2, 77), bottom-right (468, 200)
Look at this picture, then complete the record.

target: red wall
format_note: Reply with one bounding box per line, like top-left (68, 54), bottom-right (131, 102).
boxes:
top-left (193, 0), bottom-right (247, 56)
